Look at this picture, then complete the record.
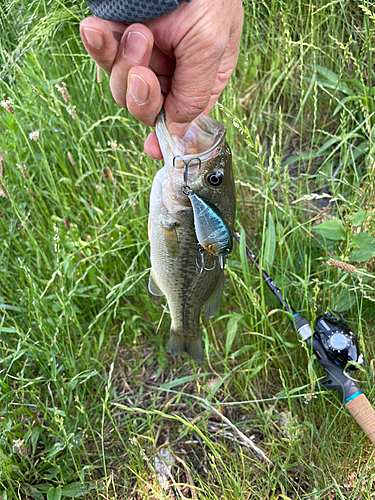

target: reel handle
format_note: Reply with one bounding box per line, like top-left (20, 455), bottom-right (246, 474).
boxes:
top-left (345, 393), bottom-right (375, 445)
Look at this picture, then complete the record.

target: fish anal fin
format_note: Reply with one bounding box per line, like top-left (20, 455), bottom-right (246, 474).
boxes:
top-left (148, 273), bottom-right (164, 296)
top-left (203, 274), bottom-right (224, 320)
top-left (169, 328), bottom-right (203, 364)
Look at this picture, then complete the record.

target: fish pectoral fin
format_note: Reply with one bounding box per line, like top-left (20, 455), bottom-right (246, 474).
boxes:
top-left (148, 272), bottom-right (164, 296)
top-left (203, 274), bottom-right (224, 320)
top-left (160, 216), bottom-right (179, 258)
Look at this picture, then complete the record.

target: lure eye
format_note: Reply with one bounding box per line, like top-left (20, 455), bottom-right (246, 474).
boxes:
top-left (206, 170), bottom-right (224, 187)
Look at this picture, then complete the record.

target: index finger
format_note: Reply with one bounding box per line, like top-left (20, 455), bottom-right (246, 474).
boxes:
top-left (80, 17), bottom-right (129, 74)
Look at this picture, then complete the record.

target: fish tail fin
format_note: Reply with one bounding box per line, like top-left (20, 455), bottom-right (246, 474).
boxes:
top-left (169, 329), bottom-right (204, 364)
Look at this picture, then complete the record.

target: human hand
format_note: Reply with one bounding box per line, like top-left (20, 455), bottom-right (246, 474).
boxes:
top-left (80, 0), bottom-right (243, 159)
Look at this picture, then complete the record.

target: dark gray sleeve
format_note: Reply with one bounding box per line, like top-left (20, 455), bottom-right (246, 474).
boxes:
top-left (84, 0), bottom-right (190, 24)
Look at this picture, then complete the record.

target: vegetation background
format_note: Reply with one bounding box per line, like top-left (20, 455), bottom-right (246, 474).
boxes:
top-left (1, 0), bottom-right (375, 498)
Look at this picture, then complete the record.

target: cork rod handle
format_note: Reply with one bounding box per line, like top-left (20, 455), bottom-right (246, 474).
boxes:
top-left (345, 393), bottom-right (375, 445)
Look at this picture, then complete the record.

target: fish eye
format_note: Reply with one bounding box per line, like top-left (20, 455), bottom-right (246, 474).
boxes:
top-left (206, 170), bottom-right (224, 186)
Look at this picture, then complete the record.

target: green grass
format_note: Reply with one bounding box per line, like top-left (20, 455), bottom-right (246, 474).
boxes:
top-left (1, 0), bottom-right (375, 498)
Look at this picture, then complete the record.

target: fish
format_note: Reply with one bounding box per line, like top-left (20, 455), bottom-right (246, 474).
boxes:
top-left (148, 110), bottom-right (236, 363)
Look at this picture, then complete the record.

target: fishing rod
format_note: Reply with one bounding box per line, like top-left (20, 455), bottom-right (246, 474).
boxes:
top-left (233, 229), bottom-right (375, 446)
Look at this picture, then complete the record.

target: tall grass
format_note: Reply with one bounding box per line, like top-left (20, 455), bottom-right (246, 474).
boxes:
top-left (0, 0), bottom-right (375, 498)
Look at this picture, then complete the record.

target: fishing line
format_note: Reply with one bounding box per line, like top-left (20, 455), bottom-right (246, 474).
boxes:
top-left (241, 229), bottom-right (326, 315)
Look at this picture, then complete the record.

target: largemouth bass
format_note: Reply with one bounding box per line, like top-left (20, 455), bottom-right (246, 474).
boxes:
top-left (148, 111), bottom-right (236, 363)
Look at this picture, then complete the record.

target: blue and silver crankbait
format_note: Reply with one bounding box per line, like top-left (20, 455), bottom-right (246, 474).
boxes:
top-left (181, 158), bottom-right (233, 270)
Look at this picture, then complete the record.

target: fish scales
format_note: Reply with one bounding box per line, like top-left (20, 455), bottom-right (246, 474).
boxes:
top-left (148, 111), bottom-right (236, 362)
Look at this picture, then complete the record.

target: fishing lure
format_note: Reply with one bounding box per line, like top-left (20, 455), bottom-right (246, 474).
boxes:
top-left (179, 158), bottom-right (233, 269)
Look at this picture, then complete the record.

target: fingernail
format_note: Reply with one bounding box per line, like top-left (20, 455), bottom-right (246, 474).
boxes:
top-left (128, 74), bottom-right (149, 105)
top-left (82, 28), bottom-right (104, 50)
top-left (123, 31), bottom-right (149, 65)
top-left (168, 121), bottom-right (190, 137)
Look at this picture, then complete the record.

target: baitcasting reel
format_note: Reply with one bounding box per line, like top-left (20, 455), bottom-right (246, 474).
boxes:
top-left (314, 311), bottom-right (363, 370)
top-left (234, 229), bottom-right (375, 444)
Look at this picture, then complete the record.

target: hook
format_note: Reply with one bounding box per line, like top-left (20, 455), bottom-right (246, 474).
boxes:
top-left (172, 156), bottom-right (203, 196)
top-left (196, 245), bottom-right (216, 276)
top-left (183, 158), bottom-right (189, 186)
top-left (172, 156), bottom-right (182, 168)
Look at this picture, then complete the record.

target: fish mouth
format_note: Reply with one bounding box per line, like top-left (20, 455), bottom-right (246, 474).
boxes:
top-left (155, 109), bottom-right (226, 168)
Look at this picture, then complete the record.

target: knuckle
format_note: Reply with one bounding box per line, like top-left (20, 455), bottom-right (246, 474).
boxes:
top-left (175, 95), bottom-right (210, 120)
top-left (215, 68), bottom-right (233, 89)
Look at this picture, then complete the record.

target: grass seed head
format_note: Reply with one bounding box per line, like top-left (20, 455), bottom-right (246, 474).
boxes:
top-left (56, 81), bottom-right (70, 102)
top-left (63, 216), bottom-right (70, 230)
top-left (108, 139), bottom-right (117, 150)
top-left (96, 64), bottom-right (102, 84)
top-left (66, 104), bottom-right (77, 120)
top-left (18, 163), bottom-right (28, 179)
top-left (29, 130), bottom-right (40, 142)
top-left (327, 258), bottom-right (357, 274)
top-left (106, 166), bottom-right (115, 183)
top-left (0, 183), bottom-right (9, 199)
top-left (0, 152), bottom-right (5, 178)
top-left (1, 95), bottom-right (14, 114)
top-left (67, 152), bottom-right (76, 166)
top-left (12, 438), bottom-right (28, 457)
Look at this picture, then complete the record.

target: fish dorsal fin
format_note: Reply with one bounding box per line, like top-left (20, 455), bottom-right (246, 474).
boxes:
top-left (148, 273), bottom-right (164, 296)
top-left (203, 273), bottom-right (224, 319)
top-left (160, 217), bottom-right (179, 258)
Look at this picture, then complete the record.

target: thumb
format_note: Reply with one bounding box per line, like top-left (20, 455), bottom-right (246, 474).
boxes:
top-left (164, 38), bottom-right (226, 137)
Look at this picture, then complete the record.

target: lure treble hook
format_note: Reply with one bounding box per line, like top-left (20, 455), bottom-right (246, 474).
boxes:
top-left (196, 244), bottom-right (216, 276)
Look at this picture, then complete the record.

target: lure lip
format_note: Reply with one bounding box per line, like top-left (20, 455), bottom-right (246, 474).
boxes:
top-left (156, 109), bottom-right (226, 168)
